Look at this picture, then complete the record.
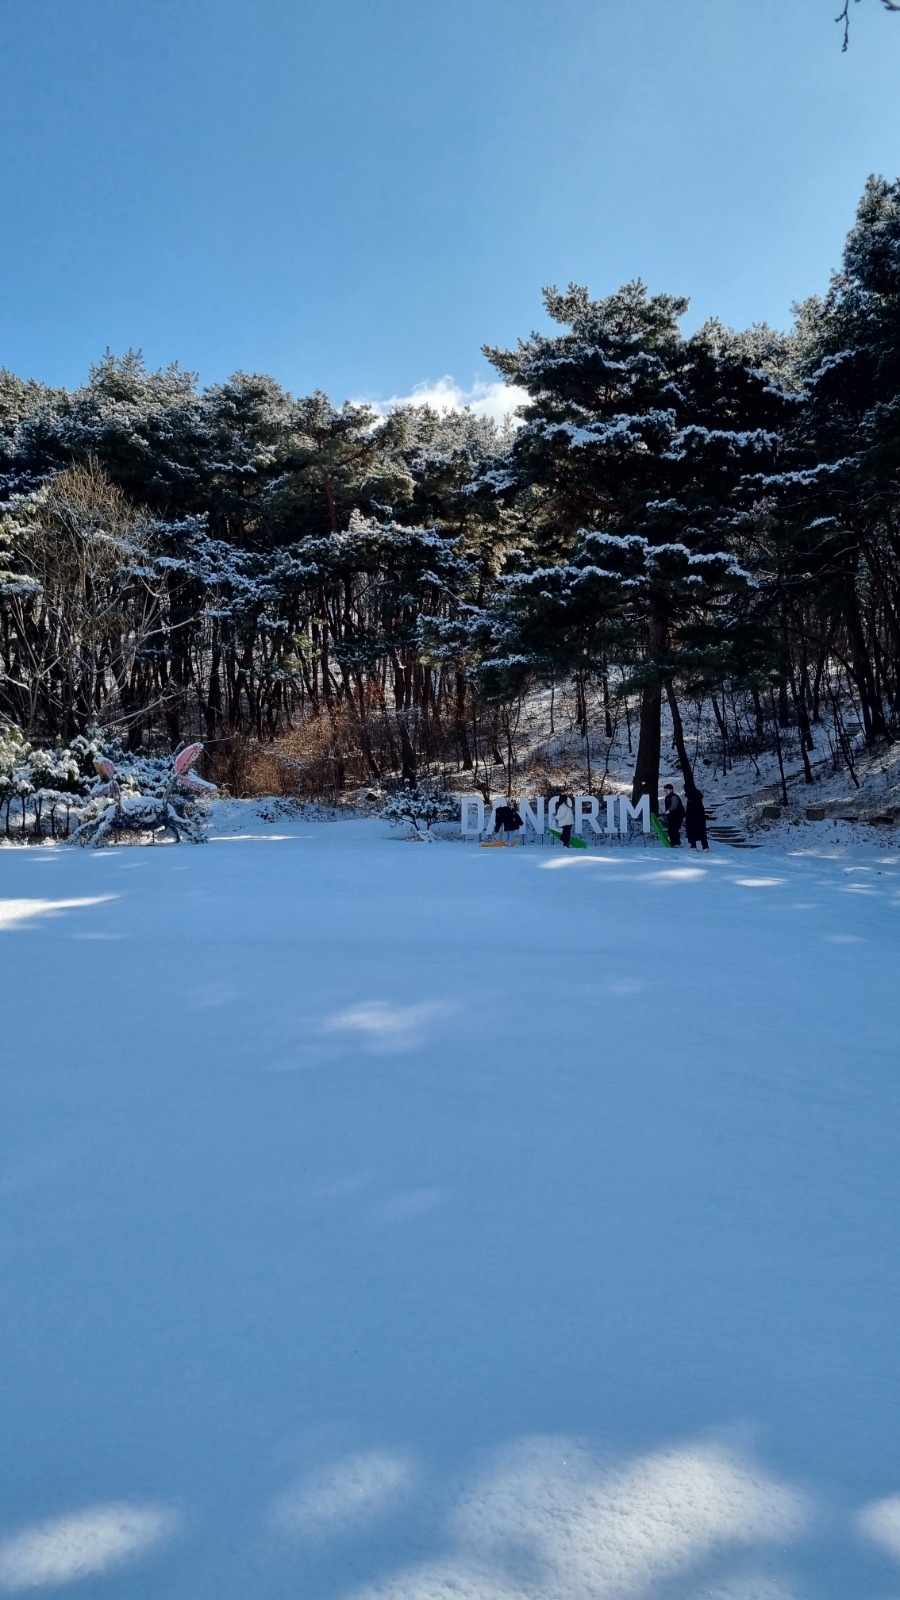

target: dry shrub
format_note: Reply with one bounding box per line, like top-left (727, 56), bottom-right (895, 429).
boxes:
top-left (203, 732), bottom-right (322, 800)
top-left (203, 735), bottom-right (256, 797)
top-left (205, 699), bottom-right (474, 801)
top-left (205, 708), bottom-right (381, 801)
top-left (518, 755), bottom-right (621, 801)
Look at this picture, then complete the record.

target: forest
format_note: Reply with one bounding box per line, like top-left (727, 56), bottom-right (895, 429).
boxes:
top-left (1, 174), bottom-right (899, 816)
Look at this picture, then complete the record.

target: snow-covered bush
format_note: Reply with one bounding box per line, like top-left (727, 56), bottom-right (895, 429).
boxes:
top-left (72, 789), bottom-right (208, 847)
top-left (379, 783), bottom-right (458, 840)
top-left (0, 723), bottom-right (96, 839)
top-left (0, 722), bottom-right (216, 844)
top-left (72, 742), bottom-right (217, 847)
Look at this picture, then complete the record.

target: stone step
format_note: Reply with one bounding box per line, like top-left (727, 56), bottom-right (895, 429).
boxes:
top-left (664, 804), bottom-right (761, 848)
top-left (707, 821), bottom-right (760, 850)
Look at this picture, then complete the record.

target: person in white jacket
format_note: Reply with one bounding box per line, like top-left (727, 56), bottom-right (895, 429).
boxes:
top-left (555, 793), bottom-right (575, 847)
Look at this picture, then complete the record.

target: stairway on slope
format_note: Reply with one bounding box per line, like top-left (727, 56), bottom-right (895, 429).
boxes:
top-left (702, 805), bottom-right (761, 850)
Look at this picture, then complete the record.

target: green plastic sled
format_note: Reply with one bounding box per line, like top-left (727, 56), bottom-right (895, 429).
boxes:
top-left (548, 828), bottom-right (587, 849)
top-left (650, 813), bottom-right (672, 847)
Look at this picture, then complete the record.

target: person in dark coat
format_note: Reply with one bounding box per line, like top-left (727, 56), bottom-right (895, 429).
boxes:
top-left (493, 800), bottom-right (523, 844)
top-left (662, 783), bottom-right (685, 847)
top-left (684, 788), bottom-right (709, 850)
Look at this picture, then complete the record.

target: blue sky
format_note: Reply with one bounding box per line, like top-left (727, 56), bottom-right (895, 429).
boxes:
top-left (1, 0), bottom-right (898, 410)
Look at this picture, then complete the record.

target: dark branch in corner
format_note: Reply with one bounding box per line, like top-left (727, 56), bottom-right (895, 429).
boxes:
top-left (838, 0), bottom-right (900, 51)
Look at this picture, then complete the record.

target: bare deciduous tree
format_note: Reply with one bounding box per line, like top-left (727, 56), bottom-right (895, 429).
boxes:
top-left (0, 461), bottom-right (165, 737)
top-left (836, 0), bottom-right (900, 51)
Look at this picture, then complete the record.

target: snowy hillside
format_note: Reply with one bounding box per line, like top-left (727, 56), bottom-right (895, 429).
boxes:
top-left (1, 821), bottom-right (899, 1599)
top-left (462, 683), bottom-right (900, 855)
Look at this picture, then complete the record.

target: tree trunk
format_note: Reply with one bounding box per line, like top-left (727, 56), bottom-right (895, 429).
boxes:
top-left (398, 716), bottom-right (416, 783)
top-left (602, 667), bottom-right (613, 739)
top-left (632, 686), bottom-right (661, 809)
top-left (769, 692), bottom-right (790, 806)
top-left (789, 666), bottom-right (815, 783)
top-left (845, 584), bottom-right (891, 742)
top-left (631, 601), bottom-right (667, 813)
top-left (455, 672), bottom-right (472, 769)
top-left (664, 679), bottom-right (698, 799)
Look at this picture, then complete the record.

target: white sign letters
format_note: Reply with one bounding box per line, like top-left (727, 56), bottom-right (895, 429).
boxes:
top-left (460, 793), bottom-right (651, 837)
top-left (460, 796), bottom-right (485, 835)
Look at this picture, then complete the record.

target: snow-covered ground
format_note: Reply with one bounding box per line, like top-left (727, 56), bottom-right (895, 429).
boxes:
top-left (1, 815), bottom-right (900, 1600)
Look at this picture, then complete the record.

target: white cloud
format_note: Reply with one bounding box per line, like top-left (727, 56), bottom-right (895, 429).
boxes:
top-left (361, 376), bottom-right (527, 426)
top-left (270, 1451), bottom-right (416, 1540)
top-left (0, 1503), bottom-right (179, 1591)
top-left (322, 999), bottom-right (452, 1053)
top-left (342, 1434), bottom-right (812, 1600)
top-left (856, 1493), bottom-right (900, 1561)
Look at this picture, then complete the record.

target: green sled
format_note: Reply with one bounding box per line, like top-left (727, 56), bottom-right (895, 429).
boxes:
top-left (651, 813), bottom-right (672, 847)
top-left (548, 828), bottom-right (587, 849)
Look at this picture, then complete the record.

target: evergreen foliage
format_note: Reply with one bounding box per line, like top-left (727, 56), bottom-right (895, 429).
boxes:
top-left (477, 280), bottom-right (794, 807)
top-left (2, 177), bottom-right (900, 810)
top-left (379, 783), bottom-right (458, 838)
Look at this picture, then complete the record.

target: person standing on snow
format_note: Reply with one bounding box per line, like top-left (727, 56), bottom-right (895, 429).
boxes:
top-left (493, 799), bottom-right (523, 845)
top-left (555, 793), bottom-right (575, 848)
top-left (662, 784), bottom-right (685, 847)
top-left (685, 788), bottom-right (709, 851)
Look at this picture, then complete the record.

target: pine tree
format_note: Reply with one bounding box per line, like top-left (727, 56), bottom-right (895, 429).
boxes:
top-left (478, 282), bottom-right (789, 808)
top-left (787, 176), bottom-right (900, 740)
